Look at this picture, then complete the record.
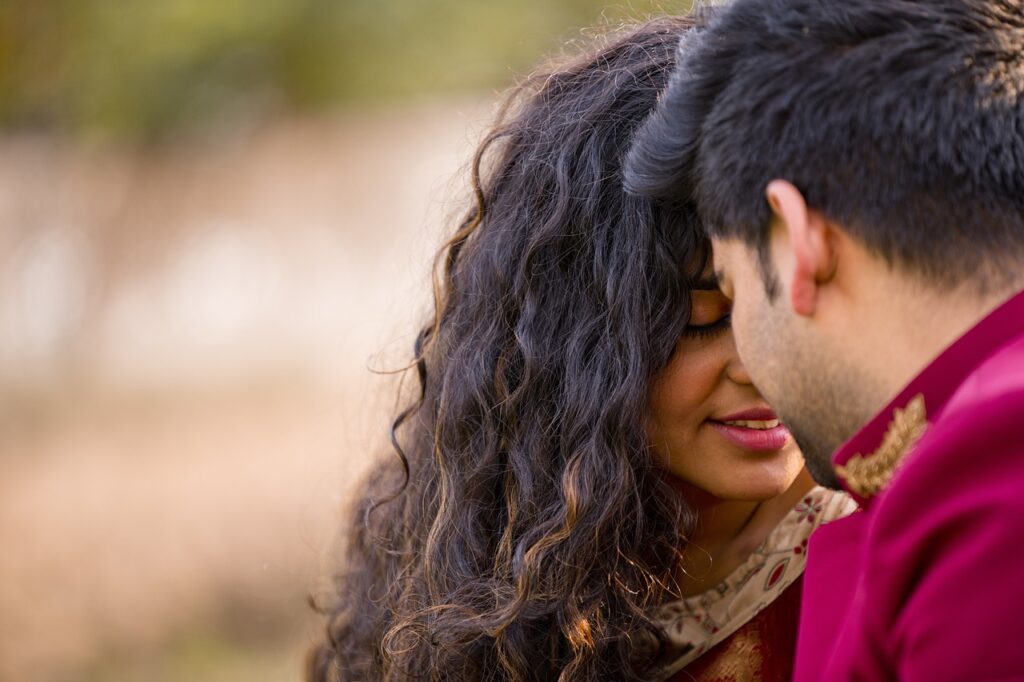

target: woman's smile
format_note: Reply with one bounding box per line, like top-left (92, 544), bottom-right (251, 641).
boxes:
top-left (706, 407), bottom-right (792, 452)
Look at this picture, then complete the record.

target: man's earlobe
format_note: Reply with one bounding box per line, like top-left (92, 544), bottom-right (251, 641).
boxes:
top-left (765, 179), bottom-right (828, 317)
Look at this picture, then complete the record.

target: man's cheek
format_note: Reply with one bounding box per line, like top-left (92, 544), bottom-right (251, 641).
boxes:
top-left (731, 308), bottom-right (756, 360)
top-left (738, 306), bottom-right (771, 363)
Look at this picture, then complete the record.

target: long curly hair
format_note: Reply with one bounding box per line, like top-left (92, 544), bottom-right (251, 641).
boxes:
top-left (309, 16), bottom-right (706, 681)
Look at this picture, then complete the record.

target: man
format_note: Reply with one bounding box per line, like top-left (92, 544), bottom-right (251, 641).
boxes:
top-left (625, 0), bottom-right (1024, 679)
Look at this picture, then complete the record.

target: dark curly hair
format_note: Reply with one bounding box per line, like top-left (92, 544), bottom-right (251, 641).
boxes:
top-left (308, 16), bottom-right (706, 681)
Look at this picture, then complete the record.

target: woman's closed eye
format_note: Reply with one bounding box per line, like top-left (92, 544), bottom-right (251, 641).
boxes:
top-left (684, 289), bottom-right (732, 339)
top-left (684, 313), bottom-right (732, 339)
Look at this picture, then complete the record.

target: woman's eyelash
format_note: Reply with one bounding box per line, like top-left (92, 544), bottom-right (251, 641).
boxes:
top-left (683, 313), bottom-right (732, 339)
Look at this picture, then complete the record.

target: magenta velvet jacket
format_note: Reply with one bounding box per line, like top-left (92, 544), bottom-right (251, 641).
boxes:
top-left (795, 288), bottom-right (1024, 681)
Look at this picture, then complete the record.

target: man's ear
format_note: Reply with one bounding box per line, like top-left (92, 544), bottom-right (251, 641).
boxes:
top-left (765, 179), bottom-right (835, 317)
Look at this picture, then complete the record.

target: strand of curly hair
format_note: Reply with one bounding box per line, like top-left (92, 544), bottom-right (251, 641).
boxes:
top-left (308, 16), bottom-right (706, 681)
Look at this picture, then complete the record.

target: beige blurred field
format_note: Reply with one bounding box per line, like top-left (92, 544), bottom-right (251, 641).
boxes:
top-left (0, 97), bottom-right (492, 682)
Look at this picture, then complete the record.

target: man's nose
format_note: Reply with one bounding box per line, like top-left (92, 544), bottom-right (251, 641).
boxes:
top-left (725, 341), bottom-right (754, 386)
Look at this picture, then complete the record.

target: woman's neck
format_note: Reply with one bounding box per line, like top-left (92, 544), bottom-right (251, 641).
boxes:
top-left (672, 470), bottom-right (815, 597)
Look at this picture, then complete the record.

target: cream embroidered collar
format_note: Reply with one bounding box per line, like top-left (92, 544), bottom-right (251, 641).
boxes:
top-left (653, 486), bottom-right (857, 677)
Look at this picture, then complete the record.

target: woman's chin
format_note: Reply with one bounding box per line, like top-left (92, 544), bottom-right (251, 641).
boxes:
top-left (717, 483), bottom-right (795, 502)
top-left (694, 465), bottom-right (806, 503)
top-left (662, 471), bottom-right (801, 504)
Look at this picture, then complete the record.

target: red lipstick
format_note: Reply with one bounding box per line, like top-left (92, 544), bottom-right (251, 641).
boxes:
top-left (714, 407), bottom-right (779, 422)
top-left (707, 407), bottom-right (792, 452)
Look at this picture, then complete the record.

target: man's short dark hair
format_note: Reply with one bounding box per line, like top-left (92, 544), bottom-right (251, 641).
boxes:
top-left (625, 0), bottom-right (1024, 291)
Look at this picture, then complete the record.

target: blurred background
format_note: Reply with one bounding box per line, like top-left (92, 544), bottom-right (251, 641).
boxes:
top-left (0, 1), bottom-right (686, 680)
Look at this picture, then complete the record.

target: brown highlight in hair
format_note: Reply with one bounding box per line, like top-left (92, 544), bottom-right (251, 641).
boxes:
top-left (308, 16), bottom-right (707, 681)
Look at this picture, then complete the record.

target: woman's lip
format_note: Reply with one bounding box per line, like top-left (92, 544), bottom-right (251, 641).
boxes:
top-left (707, 421), bottom-right (792, 452)
top-left (714, 407), bottom-right (779, 422)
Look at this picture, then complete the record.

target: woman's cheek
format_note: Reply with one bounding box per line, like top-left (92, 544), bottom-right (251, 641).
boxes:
top-left (652, 343), bottom-right (723, 422)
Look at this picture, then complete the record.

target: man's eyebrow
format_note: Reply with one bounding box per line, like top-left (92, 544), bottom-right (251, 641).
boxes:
top-left (692, 275), bottom-right (720, 291)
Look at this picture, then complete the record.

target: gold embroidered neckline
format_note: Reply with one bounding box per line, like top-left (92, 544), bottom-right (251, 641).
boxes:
top-left (835, 393), bottom-right (928, 498)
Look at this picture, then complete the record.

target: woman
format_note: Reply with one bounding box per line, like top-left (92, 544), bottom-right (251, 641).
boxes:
top-left (308, 17), bottom-right (853, 681)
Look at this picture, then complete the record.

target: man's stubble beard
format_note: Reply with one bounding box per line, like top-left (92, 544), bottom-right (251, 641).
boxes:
top-left (753, 321), bottom-right (879, 491)
top-left (776, 404), bottom-right (846, 490)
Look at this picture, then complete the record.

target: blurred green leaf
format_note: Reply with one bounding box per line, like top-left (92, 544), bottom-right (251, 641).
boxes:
top-left (0, 0), bottom-right (688, 141)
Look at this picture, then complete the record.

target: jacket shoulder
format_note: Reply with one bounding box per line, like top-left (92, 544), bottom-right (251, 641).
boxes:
top-left (944, 334), bottom-right (1024, 419)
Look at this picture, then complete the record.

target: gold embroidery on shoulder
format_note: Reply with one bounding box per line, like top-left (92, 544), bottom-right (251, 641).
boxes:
top-left (835, 394), bottom-right (927, 498)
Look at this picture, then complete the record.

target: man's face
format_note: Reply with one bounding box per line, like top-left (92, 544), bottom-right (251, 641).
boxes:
top-left (711, 236), bottom-right (869, 489)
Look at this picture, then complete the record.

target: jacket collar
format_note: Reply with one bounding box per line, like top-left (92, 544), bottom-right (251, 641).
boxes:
top-left (832, 287), bottom-right (1024, 506)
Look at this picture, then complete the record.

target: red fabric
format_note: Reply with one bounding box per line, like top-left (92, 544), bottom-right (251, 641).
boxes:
top-left (796, 288), bottom-right (1024, 680)
top-left (794, 510), bottom-right (865, 678)
top-left (669, 578), bottom-right (802, 682)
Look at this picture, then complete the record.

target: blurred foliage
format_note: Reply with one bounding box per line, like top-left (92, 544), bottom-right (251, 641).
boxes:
top-left (0, 0), bottom-right (689, 142)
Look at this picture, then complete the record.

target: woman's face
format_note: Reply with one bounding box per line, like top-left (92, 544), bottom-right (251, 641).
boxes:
top-left (647, 276), bottom-right (805, 501)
